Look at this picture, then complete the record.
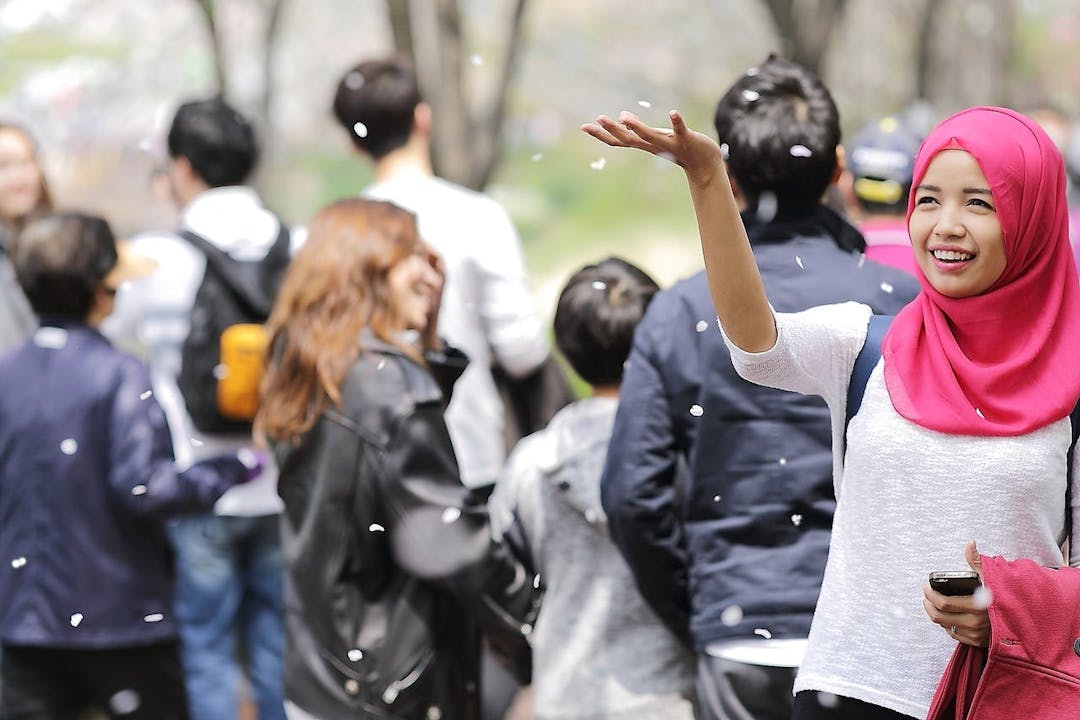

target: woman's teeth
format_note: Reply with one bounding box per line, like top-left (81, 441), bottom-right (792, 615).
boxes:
top-left (932, 249), bottom-right (974, 262)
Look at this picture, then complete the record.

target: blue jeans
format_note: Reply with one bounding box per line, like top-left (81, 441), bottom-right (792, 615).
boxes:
top-left (169, 513), bottom-right (286, 720)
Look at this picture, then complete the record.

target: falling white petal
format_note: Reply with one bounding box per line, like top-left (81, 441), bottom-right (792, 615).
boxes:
top-left (720, 604), bottom-right (744, 626)
top-left (108, 690), bottom-right (141, 715)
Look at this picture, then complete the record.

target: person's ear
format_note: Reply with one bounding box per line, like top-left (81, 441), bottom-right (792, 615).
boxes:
top-left (413, 102), bottom-right (433, 138)
top-left (727, 170), bottom-right (747, 210)
top-left (171, 155), bottom-right (194, 183)
top-left (831, 145), bottom-right (846, 185)
top-left (86, 283), bottom-right (116, 328)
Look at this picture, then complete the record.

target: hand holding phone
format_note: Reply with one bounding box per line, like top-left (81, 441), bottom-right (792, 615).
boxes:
top-left (928, 570), bottom-right (981, 596)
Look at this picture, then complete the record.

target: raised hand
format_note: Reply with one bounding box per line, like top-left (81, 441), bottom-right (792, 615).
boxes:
top-left (581, 110), bottom-right (725, 188)
top-left (583, 108), bottom-right (775, 353)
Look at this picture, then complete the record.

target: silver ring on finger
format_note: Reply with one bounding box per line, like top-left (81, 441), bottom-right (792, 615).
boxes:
top-left (949, 625), bottom-right (958, 635)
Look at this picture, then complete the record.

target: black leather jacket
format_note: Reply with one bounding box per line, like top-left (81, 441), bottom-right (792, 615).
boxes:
top-left (274, 338), bottom-right (535, 720)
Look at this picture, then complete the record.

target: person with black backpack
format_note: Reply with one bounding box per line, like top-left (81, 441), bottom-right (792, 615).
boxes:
top-left (105, 98), bottom-right (292, 720)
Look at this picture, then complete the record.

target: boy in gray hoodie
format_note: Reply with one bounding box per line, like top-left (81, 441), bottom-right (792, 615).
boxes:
top-left (490, 257), bottom-right (696, 719)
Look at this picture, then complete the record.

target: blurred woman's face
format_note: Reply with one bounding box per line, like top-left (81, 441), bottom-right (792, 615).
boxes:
top-left (387, 245), bottom-right (439, 331)
top-left (0, 128), bottom-right (44, 225)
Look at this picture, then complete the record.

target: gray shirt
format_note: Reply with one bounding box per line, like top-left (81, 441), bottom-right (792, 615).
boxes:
top-left (491, 397), bottom-right (696, 720)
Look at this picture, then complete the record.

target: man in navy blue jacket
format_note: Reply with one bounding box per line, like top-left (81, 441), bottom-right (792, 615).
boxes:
top-left (599, 55), bottom-right (920, 719)
top-left (0, 213), bottom-right (252, 719)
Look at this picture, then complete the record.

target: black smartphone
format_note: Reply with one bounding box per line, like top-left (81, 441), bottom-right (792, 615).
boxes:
top-left (928, 570), bottom-right (981, 596)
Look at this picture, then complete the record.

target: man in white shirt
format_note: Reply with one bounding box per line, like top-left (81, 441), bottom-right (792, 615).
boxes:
top-left (331, 57), bottom-right (550, 490)
top-left (105, 98), bottom-right (288, 720)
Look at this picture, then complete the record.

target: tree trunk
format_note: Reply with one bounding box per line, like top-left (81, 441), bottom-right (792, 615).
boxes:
top-left (258, 0), bottom-right (288, 136)
top-left (470, 0), bottom-right (527, 190)
top-left (915, 0), bottom-right (1016, 112)
top-left (193, 0), bottom-right (228, 99)
top-left (913, 0), bottom-right (943, 102)
top-left (386, 0), bottom-right (414, 59)
top-left (428, 0), bottom-right (474, 186)
top-left (385, 0), bottom-right (529, 190)
top-left (761, 0), bottom-right (849, 76)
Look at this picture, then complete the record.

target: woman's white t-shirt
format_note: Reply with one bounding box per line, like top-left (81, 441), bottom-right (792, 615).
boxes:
top-left (722, 301), bottom-right (1080, 718)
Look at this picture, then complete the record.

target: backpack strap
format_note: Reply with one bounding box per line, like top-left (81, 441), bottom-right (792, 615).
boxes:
top-left (843, 314), bottom-right (1080, 549)
top-left (179, 218), bottom-right (291, 317)
top-left (1065, 400), bottom-right (1080, 543)
top-left (845, 314), bottom-right (894, 435)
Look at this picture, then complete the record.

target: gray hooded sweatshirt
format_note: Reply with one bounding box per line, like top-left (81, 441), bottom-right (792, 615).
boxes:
top-left (491, 397), bottom-right (695, 720)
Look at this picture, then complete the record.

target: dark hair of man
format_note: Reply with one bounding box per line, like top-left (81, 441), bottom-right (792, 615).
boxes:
top-left (14, 212), bottom-right (117, 320)
top-left (332, 57), bottom-right (421, 160)
top-left (713, 54), bottom-right (841, 212)
top-left (167, 97), bottom-right (257, 187)
top-left (554, 257), bottom-right (660, 388)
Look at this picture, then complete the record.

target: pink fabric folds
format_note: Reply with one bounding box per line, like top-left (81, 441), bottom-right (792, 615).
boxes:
top-left (926, 555), bottom-right (1080, 720)
top-left (881, 107), bottom-right (1080, 436)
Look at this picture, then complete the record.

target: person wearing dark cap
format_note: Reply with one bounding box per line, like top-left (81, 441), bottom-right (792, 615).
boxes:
top-left (842, 116), bottom-right (924, 276)
top-left (0, 212), bottom-right (258, 719)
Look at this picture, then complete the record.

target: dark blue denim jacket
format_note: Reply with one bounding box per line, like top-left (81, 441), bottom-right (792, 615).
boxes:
top-left (600, 207), bottom-right (921, 650)
top-left (0, 322), bottom-right (242, 649)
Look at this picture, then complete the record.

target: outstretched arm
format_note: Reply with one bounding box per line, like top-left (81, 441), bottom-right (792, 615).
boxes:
top-left (582, 110), bottom-right (775, 352)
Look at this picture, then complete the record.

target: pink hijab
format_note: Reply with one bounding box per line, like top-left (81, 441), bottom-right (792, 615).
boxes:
top-left (881, 107), bottom-right (1080, 436)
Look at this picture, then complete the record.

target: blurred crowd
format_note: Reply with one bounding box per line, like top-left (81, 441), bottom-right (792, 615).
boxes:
top-left (2, 49), bottom-right (1080, 720)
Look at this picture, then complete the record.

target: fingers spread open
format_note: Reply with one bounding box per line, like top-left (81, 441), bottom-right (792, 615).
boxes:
top-left (581, 122), bottom-right (623, 147)
top-left (616, 112), bottom-right (675, 147)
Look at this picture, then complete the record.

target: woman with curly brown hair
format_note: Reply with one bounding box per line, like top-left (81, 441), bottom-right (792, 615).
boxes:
top-left (257, 197), bottom-right (535, 720)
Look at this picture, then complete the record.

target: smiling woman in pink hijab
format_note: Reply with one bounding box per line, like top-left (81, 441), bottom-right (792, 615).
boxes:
top-left (884, 106), bottom-right (1080, 436)
top-left (582, 105), bottom-right (1080, 719)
